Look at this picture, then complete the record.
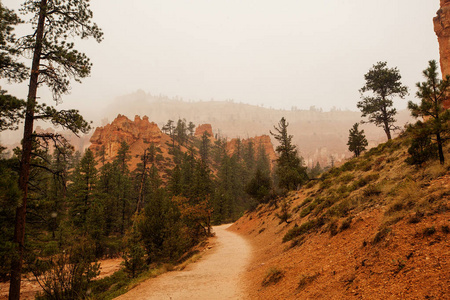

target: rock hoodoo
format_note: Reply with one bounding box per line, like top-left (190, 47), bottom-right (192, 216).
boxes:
top-left (89, 114), bottom-right (162, 163)
top-left (194, 124), bottom-right (214, 138)
top-left (434, 0), bottom-right (450, 108)
top-left (89, 115), bottom-right (277, 171)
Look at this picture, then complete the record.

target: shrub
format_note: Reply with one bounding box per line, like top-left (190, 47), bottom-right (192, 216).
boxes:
top-left (363, 184), bottom-right (382, 197)
top-left (276, 199), bottom-right (292, 224)
top-left (282, 219), bottom-right (324, 243)
top-left (298, 272), bottom-right (320, 291)
top-left (423, 226), bottom-right (436, 236)
top-left (327, 220), bottom-right (339, 236)
top-left (299, 202), bottom-right (317, 218)
top-left (339, 216), bottom-right (353, 231)
top-left (262, 267), bottom-right (284, 287)
top-left (341, 161), bottom-right (357, 172)
top-left (33, 239), bottom-right (100, 300)
top-left (372, 227), bottom-right (391, 244)
top-left (340, 173), bottom-right (355, 184)
top-left (407, 211), bottom-right (424, 224)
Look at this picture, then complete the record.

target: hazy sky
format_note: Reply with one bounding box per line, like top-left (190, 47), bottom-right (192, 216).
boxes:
top-left (0, 0), bottom-right (441, 117)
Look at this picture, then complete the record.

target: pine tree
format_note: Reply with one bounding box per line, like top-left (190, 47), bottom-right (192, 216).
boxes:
top-left (69, 149), bottom-right (97, 232)
top-left (199, 131), bottom-right (211, 164)
top-left (347, 123), bottom-right (368, 157)
top-left (270, 117), bottom-right (308, 190)
top-left (408, 60), bottom-right (450, 164)
top-left (0, 3), bottom-right (27, 81)
top-left (357, 61), bottom-right (408, 140)
top-left (10, 1), bottom-right (102, 296)
top-left (114, 141), bottom-right (132, 235)
top-left (0, 147), bottom-right (20, 280)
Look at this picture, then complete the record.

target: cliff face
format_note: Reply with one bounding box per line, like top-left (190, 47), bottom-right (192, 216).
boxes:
top-left (434, 0), bottom-right (450, 108)
top-left (89, 114), bottom-right (163, 164)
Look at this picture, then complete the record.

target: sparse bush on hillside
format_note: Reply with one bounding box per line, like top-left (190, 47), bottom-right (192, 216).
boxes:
top-left (282, 218), bottom-right (325, 243)
top-left (262, 267), bottom-right (284, 287)
top-left (363, 184), bottom-right (383, 197)
top-left (423, 226), bottom-right (436, 236)
top-left (340, 172), bottom-right (355, 184)
top-left (299, 201), bottom-right (318, 218)
top-left (276, 199), bottom-right (292, 224)
top-left (372, 227), bottom-right (391, 244)
top-left (297, 272), bottom-right (320, 291)
top-left (339, 216), bottom-right (353, 232)
top-left (341, 160), bottom-right (357, 172)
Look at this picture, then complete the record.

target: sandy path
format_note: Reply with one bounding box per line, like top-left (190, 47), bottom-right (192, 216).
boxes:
top-left (115, 224), bottom-right (251, 300)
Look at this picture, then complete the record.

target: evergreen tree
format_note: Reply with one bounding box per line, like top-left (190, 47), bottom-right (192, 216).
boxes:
top-left (123, 216), bottom-right (146, 278)
top-left (69, 149), bottom-right (97, 232)
top-left (10, 1), bottom-right (102, 296)
top-left (134, 143), bottom-right (156, 212)
top-left (245, 168), bottom-right (272, 203)
top-left (357, 61), bottom-right (408, 140)
top-left (408, 60), bottom-right (450, 164)
top-left (270, 117), bottom-right (308, 190)
top-left (138, 189), bottom-right (185, 263)
top-left (199, 131), bottom-right (211, 164)
top-left (308, 162), bottom-right (322, 179)
top-left (0, 3), bottom-right (27, 81)
top-left (347, 123), bottom-right (368, 157)
top-left (0, 92), bottom-right (25, 131)
top-left (114, 141), bottom-right (132, 235)
top-left (0, 147), bottom-right (20, 281)
top-left (188, 121), bottom-right (196, 138)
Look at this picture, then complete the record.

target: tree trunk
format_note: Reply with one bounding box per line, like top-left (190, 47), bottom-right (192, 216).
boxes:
top-left (9, 1), bottom-right (47, 299)
top-left (436, 132), bottom-right (445, 165)
top-left (384, 121), bottom-right (392, 140)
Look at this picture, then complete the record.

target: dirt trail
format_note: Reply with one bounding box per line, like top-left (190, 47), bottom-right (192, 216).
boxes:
top-left (116, 224), bottom-right (251, 300)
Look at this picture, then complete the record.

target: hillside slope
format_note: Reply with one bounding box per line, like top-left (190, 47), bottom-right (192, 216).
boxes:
top-left (230, 135), bottom-right (450, 299)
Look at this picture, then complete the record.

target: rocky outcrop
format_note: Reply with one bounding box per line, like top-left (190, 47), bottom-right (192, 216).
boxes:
top-left (226, 135), bottom-right (277, 166)
top-left (89, 114), bottom-right (162, 162)
top-left (195, 124), bottom-right (214, 138)
top-left (434, 0), bottom-right (450, 108)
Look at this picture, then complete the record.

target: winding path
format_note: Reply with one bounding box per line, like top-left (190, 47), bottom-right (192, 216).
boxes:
top-left (115, 224), bottom-right (251, 300)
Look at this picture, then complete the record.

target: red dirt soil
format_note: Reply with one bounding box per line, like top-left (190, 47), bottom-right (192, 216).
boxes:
top-left (230, 194), bottom-right (450, 299)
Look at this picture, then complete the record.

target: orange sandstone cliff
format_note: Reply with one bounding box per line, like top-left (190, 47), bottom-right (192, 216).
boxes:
top-left (89, 114), bottom-right (164, 168)
top-left (89, 115), bottom-right (277, 171)
top-left (434, 0), bottom-right (450, 108)
top-left (194, 124), bottom-right (214, 138)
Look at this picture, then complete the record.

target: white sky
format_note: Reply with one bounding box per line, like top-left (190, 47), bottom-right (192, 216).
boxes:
top-left (0, 0), bottom-right (441, 118)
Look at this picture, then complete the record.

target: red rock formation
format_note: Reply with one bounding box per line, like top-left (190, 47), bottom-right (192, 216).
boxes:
top-left (89, 114), bottom-right (162, 164)
top-left (89, 116), bottom-right (276, 171)
top-left (195, 124), bottom-right (214, 138)
top-left (226, 135), bottom-right (277, 167)
top-left (434, 0), bottom-right (450, 108)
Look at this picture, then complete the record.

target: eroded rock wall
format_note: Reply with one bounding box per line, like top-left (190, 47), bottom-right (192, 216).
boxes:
top-left (89, 114), bottom-right (162, 163)
top-left (434, 0), bottom-right (450, 108)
